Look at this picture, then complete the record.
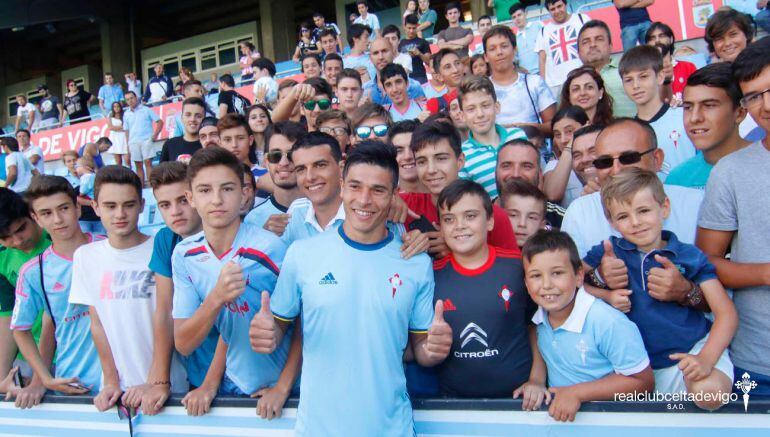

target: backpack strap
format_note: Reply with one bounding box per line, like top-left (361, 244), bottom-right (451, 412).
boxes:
top-left (37, 253), bottom-right (56, 329)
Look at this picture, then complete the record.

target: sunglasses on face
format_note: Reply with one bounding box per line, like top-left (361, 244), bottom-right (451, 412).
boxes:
top-left (266, 150), bottom-right (292, 164)
top-left (319, 126), bottom-right (349, 136)
top-left (355, 124), bottom-right (388, 139)
top-left (592, 147), bottom-right (656, 170)
top-left (303, 99), bottom-right (332, 111)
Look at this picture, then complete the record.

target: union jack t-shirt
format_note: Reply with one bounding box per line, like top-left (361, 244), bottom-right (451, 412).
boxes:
top-left (535, 13), bottom-right (590, 88)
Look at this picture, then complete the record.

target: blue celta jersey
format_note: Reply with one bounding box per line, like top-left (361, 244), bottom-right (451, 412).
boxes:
top-left (271, 225), bottom-right (434, 436)
top-left (171, 223), bottom-right (290, 394)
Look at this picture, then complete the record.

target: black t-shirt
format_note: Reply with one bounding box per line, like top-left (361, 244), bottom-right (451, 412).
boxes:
top-left (217, 90), bottom-right (250, 115)
top-left (64, 90), bottom-right (92, 120)
top-left (160, 137), bottom-right (202, 162)
top-left (433, 246), bottom-right (535, 397)
top-left (398, 38), bottom-right (431, 83)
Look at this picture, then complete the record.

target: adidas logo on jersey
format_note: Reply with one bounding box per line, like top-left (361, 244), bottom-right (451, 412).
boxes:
top-left (319, 272), bottom-right (338, 285)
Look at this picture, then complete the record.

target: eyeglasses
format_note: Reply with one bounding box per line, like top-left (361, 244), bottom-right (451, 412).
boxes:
top-left (592, 147), bottom-right (656, 170)
top-left (355, 124), bottom-right (388, 139)
top-left (740, 87), bottom-right (770, 109)
top-left (319, 126), bottom-right (350, 136)
top-left (266, 150), bottom-right (292, 164)
top-left (303, 99), bottom-right (332, 111)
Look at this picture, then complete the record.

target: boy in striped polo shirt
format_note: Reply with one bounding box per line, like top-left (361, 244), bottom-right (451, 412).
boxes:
top-left (458, 75), bottom-right (527, 198)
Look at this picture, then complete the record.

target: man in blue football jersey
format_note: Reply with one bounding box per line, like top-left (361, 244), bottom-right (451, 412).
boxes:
top-left (141, 162), bottom-right (224, 416)
top-left (172, 147), bottom-right (301, 419)
top-left (11, 176), bottom-right (102, 407)
top-left (250, 141), bottom-right (453, 436)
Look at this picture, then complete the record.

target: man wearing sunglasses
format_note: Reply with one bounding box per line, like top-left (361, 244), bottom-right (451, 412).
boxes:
top-left (351, 102), bottom-right (393, 147)
top-left (271, 78), bottom-right (333, 133)
top-left (561, 120), bottom-right (705, 308)
top-left (246, 122), bottom-right (307, 233)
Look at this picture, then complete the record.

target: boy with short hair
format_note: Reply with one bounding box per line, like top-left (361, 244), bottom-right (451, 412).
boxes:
top-left (171, 148), bottom-right (300, 417)
top-left (343, 24), bottom-right (376, 82)
top-left (381, 63), bottom-right (425, 122)
top-left (522, 229), bottom-right (654, 421)
top-left (142, 162), bottom-right (221, 416)
top-left (69, 166), bottom-right (188, 412)
top-left (424, 49), bottom-right (464, 114)
top-left (432, 179), bottom-right (539, 398)
top-left (400, 14), bottom-right (432, 84)
top-left (619, 45), bottom-right (697, 177)
top-left (499, 179), bottom-right (548, 248)
top-left (402, 121), bottom-right (519, 257)
top-left (666, 63), bottom-right (750, 190)
top-left (584, 168), bottom-right (738, 410)
top-left (387, 120), bottom-right (425, 194)
top-left (301, 55), bottom-right (322, 80)
top-left (11, 176), bottom-right (102, 400)
top-left (436, 2), bottom-right (474, 57)
top-left (458, 75), bottom-right (527, 198)
top-left (336, 69), bottom-right (364, 119)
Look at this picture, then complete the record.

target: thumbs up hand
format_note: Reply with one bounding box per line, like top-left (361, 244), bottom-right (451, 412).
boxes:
top-left (250, 291), bottom-right (278, 354)
top-left (647, 254), bottom-right (691, 302)
top-left (424, 300), bottom-right (453, 362)
top-left (598, 240), bottom-right (629, 289)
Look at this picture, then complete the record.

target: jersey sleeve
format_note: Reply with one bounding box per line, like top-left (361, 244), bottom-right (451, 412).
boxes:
top-left (68, 249), bottom-right (94, 306)
top-left (409, 256), bottom-right (435, 333)
top-left (583, 240), bottom-right (606, 269)
top-left (596, 309), bottom-right (651, 376)
top-left (685, 247), bottom-right (718, 285)
top-left (170, 248), bottom-right (203, 319)
top-left (10, 262), bottom-right (43, 331)
top-left (270, 244), bottom-right (301, 322)
top-left (534, 27), bottom-right (546, 53)
top-left (148, 229), bottom-right (173, 278)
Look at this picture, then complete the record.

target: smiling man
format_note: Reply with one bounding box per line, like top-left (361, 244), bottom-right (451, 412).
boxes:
top-left (381, 63), bottom-right (424, 122)
top-left (160, 98), bottom-right (204, 163)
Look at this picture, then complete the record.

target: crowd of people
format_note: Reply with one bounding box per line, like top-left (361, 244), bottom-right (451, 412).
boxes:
top-left (0, 0), bottom-right (769, 434)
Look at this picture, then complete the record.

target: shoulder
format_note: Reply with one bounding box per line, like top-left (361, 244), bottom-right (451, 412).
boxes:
top-left (286, 197), bottom-right (311, 215)
top-left (663, 184), bottom-right (704, 203)
top-left (713, 142), bottom-right (759, 173)
top-left (432, 255), bottom-right (452, 271)
top-left (174, 231), bottom-right (207, 255)
top-left (73, 238), bottom-right (105, 261)
top-left (17, 253), bottom-right (44, 281)
top-left (494, 246), bottom-right (523, 260)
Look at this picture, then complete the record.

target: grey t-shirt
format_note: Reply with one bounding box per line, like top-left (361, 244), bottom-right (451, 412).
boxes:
top-left (437, 26), bottom-right (474, 57)
top-left (698, 141), bottom-right (770, 376)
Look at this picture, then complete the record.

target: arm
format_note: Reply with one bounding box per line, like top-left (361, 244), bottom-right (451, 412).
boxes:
top-left (218, 103), bottom-right (228, 118)
top-left (181, 337), bottom-right (227, 416)
top-left (14, 113), bottom-right (21, 132)
top-left (548, 367), bottom-right (654, 422)
top-left (140, 274), bottom-right (174, 415)
top-left (542, 148), bottom-right (574, 203)
top-left (28, 153), bottom-right (41, 167)
top-left (5, 165), bottom-right (18, 187)
top-left (695, 227), bottom-right (770, 289)
top-left (152, 120), bottom-right (163, 141)
top-left (7, 316), bottom-right (55, 408)
top-left (272, 84), bottom-right (315, 123)
top-left (538, 51), bottom-right (546, 82)
top-left (89, 306), bottom-right (123, 411)
top-left (512, 326), bottom-right (551, 410)
top-left (254, 320), bottom-right (302, 420)
top-left (536, 103), bottom-right (556, 137)
top-left (28, 110), bottom-right (35, 128)
top-left (292, 46), bottom-right (302, 63)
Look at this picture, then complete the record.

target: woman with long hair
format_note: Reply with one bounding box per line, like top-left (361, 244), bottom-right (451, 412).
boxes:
top-left (246, 104), bottom-right (275, 194)
top-left (403, 0), bottom-right (418, 25)
top-left (470, 54), bottom-right (489, 76)
top-left (542, 106), bottom-right (590, 208)
top-left (560, 67), bottom-right (614, 126)
top-left (292, 22), bottom-right (322, 62)
top-left (239, 41), bottom-right (261, 83)
top-left (107, 101), bottom-right (129, 167)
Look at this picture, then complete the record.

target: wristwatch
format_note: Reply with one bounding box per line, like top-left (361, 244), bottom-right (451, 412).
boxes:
top-left (586, 269), bottom-right (608, 289)
top-left (682, 281), bottom-right (703, 307)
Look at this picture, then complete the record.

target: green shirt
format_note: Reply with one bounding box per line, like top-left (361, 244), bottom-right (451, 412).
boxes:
top-left (460, 124), bottom-right (527, 198)
top-left (601, 57), bottom-right (636, 118)
top-left (0, 229), bottom-right (50, 357)
top-left (492, 0), bottom-right (520, 22)
top-left (665, 153), bottom-right (712, 190)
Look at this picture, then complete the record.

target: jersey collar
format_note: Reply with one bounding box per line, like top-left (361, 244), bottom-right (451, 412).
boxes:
top-left (304, 201), bottom-right (346, 233)
top-left (532, 287), bottom-right (595, 333)
top-left (337, 225), bottom-right (393, 251)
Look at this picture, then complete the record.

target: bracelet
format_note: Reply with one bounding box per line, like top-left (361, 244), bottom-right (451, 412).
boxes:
top-left (152, 380), bottom-right (171, 386)
top-left (683, 282), bottom-right (703, 307)
top-left (585, 269), bottom-right (607, 289)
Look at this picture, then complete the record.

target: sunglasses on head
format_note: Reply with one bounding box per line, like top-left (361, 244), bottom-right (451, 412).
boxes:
top-left (355, 124), bottom-right (388, 139)
top-left (303, 99), bottom-right (332, 111)
top-left (592, 147), bottom-right (656, 170)
top-left (266, 150), bottom-right (292, 164)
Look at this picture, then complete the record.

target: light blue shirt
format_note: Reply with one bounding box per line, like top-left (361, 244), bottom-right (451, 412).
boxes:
top-left (270, 226), bottom-right (434, 436)
top-left (533, 288), bottom-right (650, 387)
top-left (492, 73), bottom-right (556, 126)
top-left (124, 104), bottom-right (160, 144)
top-left (282, 198), bottom-right (405, 246)
top-left (516, 22), bottom-right (543, 74)
top-left (388, 99), bottom-right (424, 122)
top-left (171, 223), bottom-right (291, 394)
top-left (364, 77), bottom-right (425, 106)
top-left (665, 153), bottom-right (713, 190)
top-left (646, 105), bottom-right (697, 177)
top-left (98, 84), bottom-right (124, 109)
top-left (244, 196), bottom-right (289, 228)
top-left (343, 54), bottom-right (377, 84)
top-left (11, 236), bottom-right (104, 392)
top-left (79, 173), bottom-right (95, 199)
top-left (561, 185), bottom-right (704, 258)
